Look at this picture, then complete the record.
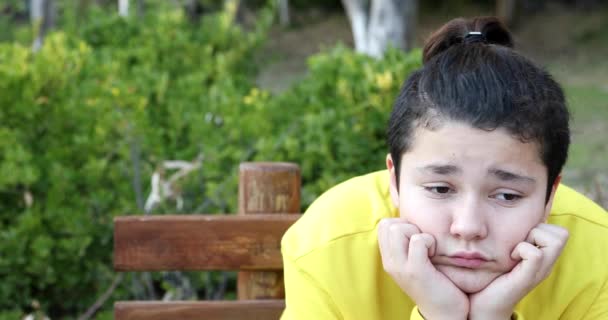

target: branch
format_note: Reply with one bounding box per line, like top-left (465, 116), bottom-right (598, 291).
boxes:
top-left (76, 273), bottom-right (124, 320)
top-left (129, 135), bottom-right (145, 211)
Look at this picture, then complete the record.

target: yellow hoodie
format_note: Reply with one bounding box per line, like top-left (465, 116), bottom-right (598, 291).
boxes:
top-left (281, 170), bottom-right (608, 320)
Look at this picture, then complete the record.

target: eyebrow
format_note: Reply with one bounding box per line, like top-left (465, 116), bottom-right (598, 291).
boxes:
top-left (417, 165), bottom-right (537, 185)
top-left (489, 168), bottom-right (536, 185)
top-left (417, 164), bottom-right (462, 175)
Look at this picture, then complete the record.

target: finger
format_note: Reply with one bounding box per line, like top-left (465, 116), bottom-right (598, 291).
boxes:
top-left (525, 226), bottom-right (568, 277)
top-left (377, 219), bottom-right (396, 264)
top-left (378, 219), bottom-right (421, 265)
top-left (408, 233), bottom-right (436, 266)
top-left (387, 222), bottom-right (422, 261)
top-left (525, 227), bottom-right (567, 258)
top-left (535, 223), bottom-right (569, 241)
top-left (510, 242), bottom-right (544, 284)
top-left (378, 218), bottom-right (408, 247)
top-left (380, 219), bottom-right (421, 249)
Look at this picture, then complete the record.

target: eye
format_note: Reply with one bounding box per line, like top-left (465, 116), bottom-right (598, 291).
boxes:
top-left (423, 185), bottom-right (454, 196)
top-left (493, 193), bottom-right (522, 202)
top-left (430, 186), bottom-right (451, 194)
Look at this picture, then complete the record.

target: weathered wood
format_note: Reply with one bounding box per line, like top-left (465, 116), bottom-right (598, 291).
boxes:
top-left (114, 214), bottom-right (299, 271)
top-left (238, 162), bottom-right (300, 300)
top-left (238, 162), bottom-right (301, 214)
top-left (114, 300), bottom-right (285, 320)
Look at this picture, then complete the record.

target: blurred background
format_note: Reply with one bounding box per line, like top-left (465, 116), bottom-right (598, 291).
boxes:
top-left (0, 0), bottom-right (606, 319)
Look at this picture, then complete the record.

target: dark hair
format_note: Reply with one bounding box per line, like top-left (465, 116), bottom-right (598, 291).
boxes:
top-left (387, 17), bottom-right (570, 202)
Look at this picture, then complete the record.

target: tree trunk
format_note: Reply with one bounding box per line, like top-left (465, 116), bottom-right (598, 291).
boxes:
top-left (137, 0), bottom-right (144, 17)
top-left (31, 0), bottom-right (44, 52)
top-left (496, 0), bottom-right (516, 26)
top-left (277, 0), bottom-right (290, 26)
top-left (341, 0), bottom-right (369, 54)
top-left (342, 0), bottom-right (417, 58)
top-left (31, 0), bottom-right (55, 52)
top-left (401, 0), bottom-right (418, 51)
top-left (184, 0), bottom-right (201, 22)
top-left (367, 0), bottom-right (417, 57)
top-left (118, 0), bottom-right (129, 17)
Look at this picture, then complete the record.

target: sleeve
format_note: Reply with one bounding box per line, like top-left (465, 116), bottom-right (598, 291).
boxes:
top-left (280, 254), bottom-right (343, 320)
top-left (583, 279), bottom-right (608, 319)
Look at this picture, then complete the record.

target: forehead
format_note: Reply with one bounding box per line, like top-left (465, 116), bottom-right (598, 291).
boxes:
top-left (402, 121), bottom-right (546, 177)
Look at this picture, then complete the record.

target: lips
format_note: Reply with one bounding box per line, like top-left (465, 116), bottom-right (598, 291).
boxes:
top-left (445, 252), bottom-right (489, 269)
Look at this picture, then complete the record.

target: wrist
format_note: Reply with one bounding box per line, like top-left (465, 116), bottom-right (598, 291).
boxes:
top-left (469, 308), bottom-right (513, 320)
top-left (417, 306), bottom-right (467, 320)
top-left (469, 297), bottom-right (514, 320)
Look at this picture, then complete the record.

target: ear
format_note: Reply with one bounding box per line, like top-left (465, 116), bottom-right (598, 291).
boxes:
top-left (542, 174), bottom-right (561, 222)
top-left (386, 153), bottom-right (400, 208)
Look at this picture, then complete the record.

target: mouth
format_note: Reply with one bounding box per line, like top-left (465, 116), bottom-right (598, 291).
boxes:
top-left (442, 252), bottom-right (489, 269)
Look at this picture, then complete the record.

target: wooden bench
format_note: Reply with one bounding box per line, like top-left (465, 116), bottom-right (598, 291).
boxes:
top-left (113, 162), bottom-right (302, 320)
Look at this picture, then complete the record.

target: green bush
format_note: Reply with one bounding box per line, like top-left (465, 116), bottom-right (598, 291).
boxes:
top-left (254, 45), bottom-right (422, 206)
top-left (0, 4), bottom-right (272, 317)
top-left (0, 2), bottom-right (422, 317)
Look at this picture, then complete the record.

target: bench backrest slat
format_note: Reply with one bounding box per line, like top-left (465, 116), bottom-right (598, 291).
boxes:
top-left (114, 162), bottom-right (301, 319)
top-left (114, 214), bottom-right (300, 271)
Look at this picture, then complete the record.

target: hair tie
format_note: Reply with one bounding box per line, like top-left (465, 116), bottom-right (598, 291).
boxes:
top-left (464, 31), bottom-right (487, 44)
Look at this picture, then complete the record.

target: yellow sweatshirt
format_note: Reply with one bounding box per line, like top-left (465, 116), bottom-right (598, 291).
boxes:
top-left (281, 170), bottom-right (608, 319)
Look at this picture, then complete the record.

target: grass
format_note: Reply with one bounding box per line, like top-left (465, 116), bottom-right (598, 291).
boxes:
top-left (563, 85), bottom-right (608, 171)
top-left (558, 84), bottom-right (608, 208)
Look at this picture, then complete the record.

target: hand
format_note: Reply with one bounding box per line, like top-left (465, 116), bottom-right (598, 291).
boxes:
top-left (378, 218), bottom-right (469, 320)
top-left (469, 223), bottom-right (569, 320)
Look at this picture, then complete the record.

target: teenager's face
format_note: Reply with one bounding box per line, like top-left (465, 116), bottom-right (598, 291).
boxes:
top-left (387, 121), bottom-right (558, 294)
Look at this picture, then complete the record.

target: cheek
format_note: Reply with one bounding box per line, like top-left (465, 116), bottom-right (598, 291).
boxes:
top-left (398, 192), bottom-right (450, 234)
top-left (490, 209), bottom-right (544, 266)
top-left (492, 227), bottom-right (528, 262)
top-left (493, 202), bottom-right (546, 245)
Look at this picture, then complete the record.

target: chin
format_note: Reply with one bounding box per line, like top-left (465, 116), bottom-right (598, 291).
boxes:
top-left (436, 265), bottom-right (501, 294)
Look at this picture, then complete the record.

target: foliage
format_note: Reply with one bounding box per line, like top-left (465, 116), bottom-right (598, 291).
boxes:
top-left (0, 3), bottom-right (272, 318)
top-left (254, 45), bottom-right (421, 205)
top-left (0, 1), bottom-right (422, 318)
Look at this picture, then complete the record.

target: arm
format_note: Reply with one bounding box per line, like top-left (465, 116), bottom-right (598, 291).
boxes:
top-left (281, 254), bottom-right (342, 319)
top-left (283, 248), bottom-right (449, 320)
top-left (583, 278), bottom-right (608, 319)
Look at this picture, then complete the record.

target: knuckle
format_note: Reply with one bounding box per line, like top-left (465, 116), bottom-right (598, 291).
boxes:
top-left (529, 249), bottom-right (543, 261)
top-left (389, 223), bottom-right (402, 233)
top-left (378, 218), bottom-right (392, 230)
top-left (409, 233), bottom-right (422, 242)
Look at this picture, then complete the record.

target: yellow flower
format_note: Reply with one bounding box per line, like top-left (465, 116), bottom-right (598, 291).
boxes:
top-left (243, 88), bottom-right (261, 105)
top-left (85, 98), bottom-right (97, 106)
top-left (375, 71), bottom-right (393, 91)
top-left (243, 95), bottom-right (254, 105)
top-left (337, 79), bottom-right (351, 101)
top-left (36, 96), bottom-right (49, 105)
top-left (78, 41), bottom-right (91, 55)
top-left (137, 97), bottom-right (148, 111)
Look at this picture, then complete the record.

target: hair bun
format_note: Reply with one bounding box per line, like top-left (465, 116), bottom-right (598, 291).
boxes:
top-left (422, 16), bottom-right (514, 64)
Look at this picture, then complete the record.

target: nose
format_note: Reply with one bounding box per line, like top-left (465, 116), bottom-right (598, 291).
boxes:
top-left (449, 194), bottom-right (488, 240)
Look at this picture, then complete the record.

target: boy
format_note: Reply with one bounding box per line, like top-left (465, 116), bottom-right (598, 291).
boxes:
top-left (281, 17), bottom-right (608, 319)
